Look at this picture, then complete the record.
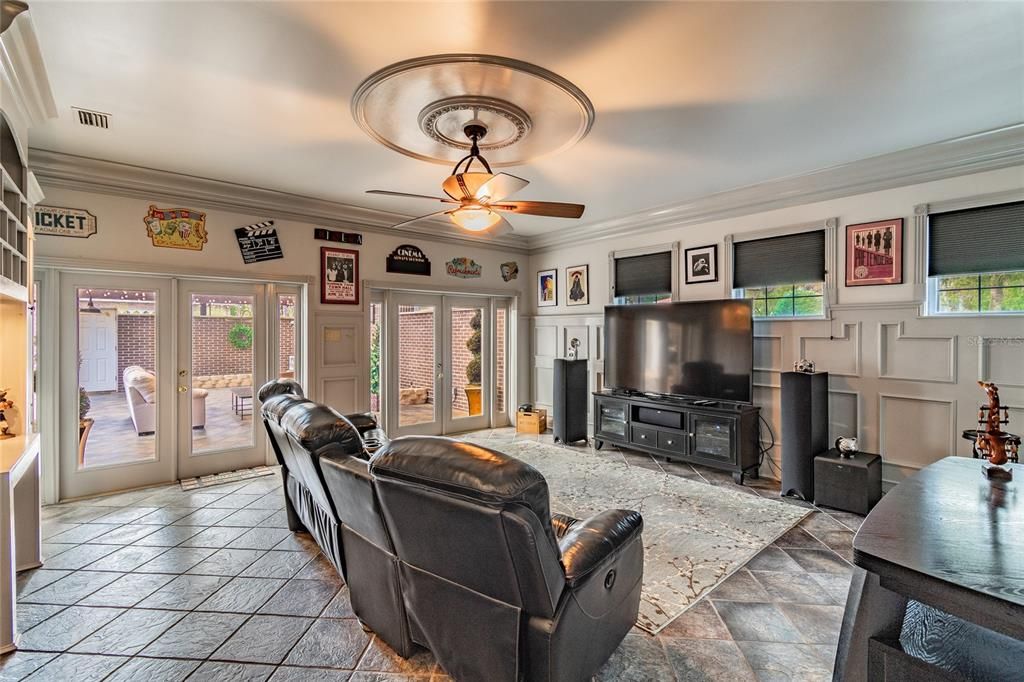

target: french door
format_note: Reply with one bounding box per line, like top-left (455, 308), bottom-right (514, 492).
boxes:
top-left (382, 291), bottom-right (510, 437)
top-left (57, 273), bottom-right (303, 499)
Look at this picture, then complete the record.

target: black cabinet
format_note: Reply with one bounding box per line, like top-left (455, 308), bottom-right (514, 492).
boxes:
top-left (593, 392), bottom-right (761, 484)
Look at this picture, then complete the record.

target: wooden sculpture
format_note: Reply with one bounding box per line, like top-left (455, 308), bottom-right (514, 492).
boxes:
top-left (976, 381), bottom-right (1018, 479)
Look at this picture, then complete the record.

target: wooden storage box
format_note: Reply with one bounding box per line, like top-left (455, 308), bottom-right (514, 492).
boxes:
top-left (516, 409), bottom-right (548, 434)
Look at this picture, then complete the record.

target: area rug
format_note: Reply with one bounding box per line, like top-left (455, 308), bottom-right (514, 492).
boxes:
top-left (179, 465), bottom-right (276, 490)
top-left (471, 438), bottom-right (809, 634)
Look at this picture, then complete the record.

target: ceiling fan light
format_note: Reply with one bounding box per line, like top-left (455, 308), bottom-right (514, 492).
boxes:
top-left (442, 172), bottom-right (493, 201)
top-left (450, 206), bottom-right (502, 232)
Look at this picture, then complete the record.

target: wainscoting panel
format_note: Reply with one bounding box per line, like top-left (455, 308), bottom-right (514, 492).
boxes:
top-left (798, 323), bottom-right (861, 378)
top-left (828, 389), bottom-right (860, 444)
top-left (322, 377), bottom-right (358, 414)
top-left (979, 337), bottom-right (1024, 388)
top-left (878, 394), bottom-right (957, 482)
top-left (878, 322), bottom-right (957, 383)
top-left (314, 312), bottom-right (365, 414)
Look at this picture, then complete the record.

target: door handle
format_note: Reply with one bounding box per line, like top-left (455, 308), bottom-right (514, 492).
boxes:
top-left (178, 385), bottom-right (189, 393)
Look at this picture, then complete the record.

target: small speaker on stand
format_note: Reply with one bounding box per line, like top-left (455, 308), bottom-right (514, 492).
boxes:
top-left (780, 371), bottom-right (829, 500)
top-left (553, 359), bottom-right (588, 444)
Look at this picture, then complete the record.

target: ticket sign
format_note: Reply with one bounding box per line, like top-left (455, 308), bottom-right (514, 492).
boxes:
top-left (34, 206), bottom-right (97, 238)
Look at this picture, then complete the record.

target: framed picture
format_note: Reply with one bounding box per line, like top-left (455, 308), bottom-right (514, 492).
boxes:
top-left (566, 264), bottom-right (589, 306)
top-left (845, 218), bottom-right (903, 286)
top-left (537, 269), bottom-right (557, 308)
top-left (684, 244), bottom-right (718, 284)
top-left (321, 246), bottom-right (360, 304)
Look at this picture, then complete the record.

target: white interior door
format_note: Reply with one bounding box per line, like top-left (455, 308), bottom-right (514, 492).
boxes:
top-left (59, 274), bottom-right (175, 499)
top-left (177, 280), bottom-right (267, 479)
top-left (78, 309), bottom-right (117, 392)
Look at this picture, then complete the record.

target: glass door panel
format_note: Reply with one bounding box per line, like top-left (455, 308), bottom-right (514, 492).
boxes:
top-left (178, 281), bottom-right (266, 479)
top-left (277, 293), bottom-right (297, 381)
top-left (445, 298), bottom-right (489, 432)
top-left (392, 294), bottom-right (442, 436)
top-left (369, 298), bottom-right (383, 424)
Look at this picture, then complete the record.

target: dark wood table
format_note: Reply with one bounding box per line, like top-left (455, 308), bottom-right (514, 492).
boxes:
top-left (834, 456), bottom-right (1024, 681)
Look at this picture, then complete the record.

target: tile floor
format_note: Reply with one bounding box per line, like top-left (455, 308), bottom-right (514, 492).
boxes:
top-left (4, 428), bottom-right (860, 681)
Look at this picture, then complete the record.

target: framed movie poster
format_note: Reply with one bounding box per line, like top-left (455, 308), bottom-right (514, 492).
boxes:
top-left (537, 269), bottom-right (557, 308)
top-left (845, 218), bottom-right (903, 286)
top-left (321, 247), bottom-right (359, 305)
top-left (684, 244), bottom-right (718, 284)
top-left (566, 264), bottom-right (589, 306)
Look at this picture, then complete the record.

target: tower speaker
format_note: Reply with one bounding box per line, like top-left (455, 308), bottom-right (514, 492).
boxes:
top-left (780, 371), bottom-right (829, 500)
top-left (553, 359), bottom-right (588, 444)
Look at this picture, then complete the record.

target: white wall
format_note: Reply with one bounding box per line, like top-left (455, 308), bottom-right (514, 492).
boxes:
top-left (35, 186), bottom-right (532, 416)
top-left (527, 165), bottom-right (1024, 487)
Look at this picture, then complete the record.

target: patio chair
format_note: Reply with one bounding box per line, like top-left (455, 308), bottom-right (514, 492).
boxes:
top-left (123, 365), bottom-right (208, 435)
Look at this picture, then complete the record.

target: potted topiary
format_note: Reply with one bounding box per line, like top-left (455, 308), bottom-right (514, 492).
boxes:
top-left (78, 386), bottom-right (93, 465)
top-left (463, 310), bottom-right (482, 415)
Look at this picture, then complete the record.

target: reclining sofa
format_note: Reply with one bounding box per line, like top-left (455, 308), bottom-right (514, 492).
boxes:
top-left (258, 380), bottom-right (644, 680)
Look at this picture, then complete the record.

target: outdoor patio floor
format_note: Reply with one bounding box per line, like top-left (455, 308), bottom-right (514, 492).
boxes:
top-left (84, 389), bottom-right (256, 468)
top-left (398, 402), bottom-right (471, 427)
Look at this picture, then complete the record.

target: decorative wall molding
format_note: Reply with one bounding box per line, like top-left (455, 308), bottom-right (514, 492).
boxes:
top-left (798, 322), bottom-right (862, 378)
top-left (0, 9), bottom-right (57, 159)
top-left (977, 336), bottom-right (1024, 388)
top-left (877, 322), bottom-right (957, 384)
top-left (530, 125), bottom-right (1024, 252)
top-left (753, 334), bottom-right (784, 389)
top-left (29, 150), bottom-right (531, 254)
top-left (877, 393), bottom-right (958, 474)
top-left (828, 388), bottom-right (862, 442)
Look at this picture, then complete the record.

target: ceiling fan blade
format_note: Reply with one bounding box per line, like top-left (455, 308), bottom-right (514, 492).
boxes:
top-left (367, 190), bottom-right (456, 203)
top-left (475, 173), bottom-right (529, 202)
top-left (490, 200), bottom-right (585, 219)
top-left (389, 210), bottom-right (452, 230)
top-left (490, 213), bottom-right (515, 237)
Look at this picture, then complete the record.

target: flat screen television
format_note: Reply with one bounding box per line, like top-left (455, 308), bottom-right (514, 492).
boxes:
top-left (604, 300), bottom-right (753, 403)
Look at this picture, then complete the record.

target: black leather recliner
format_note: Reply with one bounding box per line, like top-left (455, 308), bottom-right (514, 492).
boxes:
top-left (371, 436), bottom-right (645, 682)
top-left (258, 380), bottom-right (411, 656)
top-left (257, 380), bottom-right (384, 573)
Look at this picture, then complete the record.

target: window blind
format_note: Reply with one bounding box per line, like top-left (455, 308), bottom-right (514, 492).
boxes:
top-left (928, 201), bottom-right (1024, 277)
top-left (732, 230), bottom-right (825, 289)
top-left (614, 251), bottom-right (672, 297)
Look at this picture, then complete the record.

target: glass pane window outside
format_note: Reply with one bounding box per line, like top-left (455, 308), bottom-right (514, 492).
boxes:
top-left (451, 306), bottom-right (485, 418)
top-left (932, 270), bottom-right (1024, 314)
top-left (740, 282), bottom-right (824, 319)
top-left (191, 293), bottom-right (255, 454)
top-left (398, 304), bottom-right (436, 427)
top-left (613, 292), bottom-right (673, 305)
top-left (77, 288), bottom-right (158, 468)
top-left (278, 294), bottom-right (296, 379)
top-left (495, 306), bottom-right (507, 415)
top-left (370, 301), bottom-right (382, 422)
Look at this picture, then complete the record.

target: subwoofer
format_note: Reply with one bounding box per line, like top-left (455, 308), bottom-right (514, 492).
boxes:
top-left (780, 371), bottom-right (829, 500)
top-left (553, 359), bottom-right (588, 444)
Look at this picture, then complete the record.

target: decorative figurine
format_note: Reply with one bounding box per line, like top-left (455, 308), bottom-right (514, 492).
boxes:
top-left (793, 358), bottom-right (815, 373)
top-left (976, 381), bottom-right (1018, 480)
top-left (567, 337), bottom-right (581, 360)
top-left (835, 437), bottom-right (858, 457)
top-left (0, 389), bottom-right (14, 440)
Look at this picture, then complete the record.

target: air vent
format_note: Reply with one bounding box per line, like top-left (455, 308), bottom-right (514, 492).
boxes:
top-left (73, 108), bottom-right (110, 129)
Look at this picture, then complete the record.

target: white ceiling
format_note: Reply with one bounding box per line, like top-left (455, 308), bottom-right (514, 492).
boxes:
top-left (28, 1), bottom-right (1024, 237)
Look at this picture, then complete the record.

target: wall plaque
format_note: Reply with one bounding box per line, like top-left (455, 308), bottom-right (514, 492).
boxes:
top-left (235, 220), bottom-right (283, 264)
top-left (446, 257), bottom-right (482, 278)
top-left (314, 228), bottom-right (363, 245)
top-left (144, 205), bottom-right (208, 250)
top-left (386, 244), bottom-right (431, 276)
top-left (34, 206), bottom-right (97, 238)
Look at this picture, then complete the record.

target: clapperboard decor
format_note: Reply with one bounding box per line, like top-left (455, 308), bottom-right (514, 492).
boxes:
top-left (234, 220), bottom-right (283, 264)
top-left (313, 228), bottom-right (363, 245)
top-left (386, 244), bottom-right (431, 276)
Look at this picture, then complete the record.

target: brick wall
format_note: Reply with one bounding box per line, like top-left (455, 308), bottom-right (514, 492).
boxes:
top-left (191, 316), bottom-right (255, 376)
top-left (279, 318), bottom-right (295, 374)
top-left (117, 314), bottom-right (155, 391)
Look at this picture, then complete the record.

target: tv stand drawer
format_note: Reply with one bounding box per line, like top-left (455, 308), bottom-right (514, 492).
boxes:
top-left (636, 407), bottom-right (682, 430)
top-left (630, 425), bottom-right (658, 448)
top-left (657, 431), bottom-right (686, 455)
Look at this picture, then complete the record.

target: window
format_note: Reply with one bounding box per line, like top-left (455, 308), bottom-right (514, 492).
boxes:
top-left (732, 229), bottom-right (826, 319)
top-left (741, 282), bottom-right (825, 318)
top-left (927, 200), bottom-right (1024, 315)
top-left (931, 271), bottom-right (1024, 314)
top-left (612, 249), bottom-right (673, 304)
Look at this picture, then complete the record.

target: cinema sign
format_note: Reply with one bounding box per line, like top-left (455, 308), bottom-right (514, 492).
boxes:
top-left (34, 206), bottom-right (97, 238)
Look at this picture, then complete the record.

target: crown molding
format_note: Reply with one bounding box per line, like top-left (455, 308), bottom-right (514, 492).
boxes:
top-left (28, 149), bottom-right (531, 254)
top-left (0, 9), bottom-right (57, 160)
top-left (528, 124), bottom-right (1024, 253)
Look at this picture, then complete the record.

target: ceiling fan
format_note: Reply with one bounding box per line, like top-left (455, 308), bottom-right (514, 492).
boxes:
top-left (367, 120), bottom-right (585, 235)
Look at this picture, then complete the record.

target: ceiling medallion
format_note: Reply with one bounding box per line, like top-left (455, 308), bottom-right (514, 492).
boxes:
top-left (418, 96), bottom-right (531, 152)
top-left (352, 54), bottom-right (594, 167)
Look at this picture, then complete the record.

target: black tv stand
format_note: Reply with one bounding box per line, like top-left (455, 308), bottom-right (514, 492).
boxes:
top-left (593, 390), bottom-right (761, 484)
